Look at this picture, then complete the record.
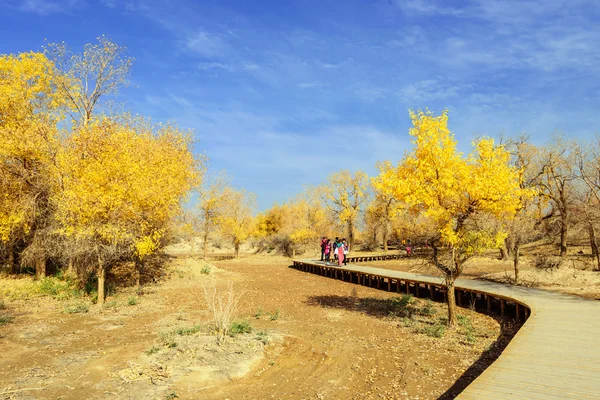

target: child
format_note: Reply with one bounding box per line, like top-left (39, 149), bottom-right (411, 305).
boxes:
top-left (324, 239), bottom-right (331, 263)
top-left (342, 238), bottom-right (349, 265)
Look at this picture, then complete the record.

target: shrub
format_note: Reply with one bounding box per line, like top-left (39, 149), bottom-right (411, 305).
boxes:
top-left (63, 302), bottom-right (89, 314)
top-left (0, 300), bottom-right (6, 310)
top-left (255, 330), bottom-right (269, 344)
top-left (145, 346), bottom-right (160, 355)
top-left (421, 322), bottom-right (446, 338)
top-left (254, 307), bottom-right (264, 319)
top-left (200, 265), bottom-right (212, 275)
top-left (37, 277), bottom-right (80, 300)
top-left (269, 309), bottom-right (280, 321)
top-left (158, 331), bottom-right (177, 348)
top-left (175, 325), bottom-right (202, 336)
top-left (200, 279), bottom-right (242, 344)
top-left (419, 300), bottom-right (436, 316)
top-left (128, 296), bottom-right (138, 306)
top-left (458, 315), bottom-right (476, 344)
top-left (0, 314), bottom-right (13, 325)
top-left (229, 320), bottom-right (252, 336)
top-left (534, 254), bottom-right (562, 270)
top-left (103, 300), bottom-right (117, 309)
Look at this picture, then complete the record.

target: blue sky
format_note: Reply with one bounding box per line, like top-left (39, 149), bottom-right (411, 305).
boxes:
top-left (2, 0), bottom-right (600, 210)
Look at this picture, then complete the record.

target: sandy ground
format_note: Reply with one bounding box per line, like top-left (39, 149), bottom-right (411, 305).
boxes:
top-left (0, 254), bottom-right (509, 400)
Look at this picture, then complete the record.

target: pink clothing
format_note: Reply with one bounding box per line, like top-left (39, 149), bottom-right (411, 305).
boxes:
top-left (337, 246), bottom-right (344, 266)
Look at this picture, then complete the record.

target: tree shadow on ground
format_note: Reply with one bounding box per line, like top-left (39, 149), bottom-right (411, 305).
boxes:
top-left (306, 294), bottom-right (420, 319)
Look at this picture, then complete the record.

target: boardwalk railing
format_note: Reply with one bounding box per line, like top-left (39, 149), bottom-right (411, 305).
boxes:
top-left (291, 258), bottom-right (600, 399)
top-left (293, 259), bottom-right (528, 321)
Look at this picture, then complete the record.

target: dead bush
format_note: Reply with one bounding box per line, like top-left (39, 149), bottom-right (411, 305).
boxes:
top-left (199, 278), bottom-right (242, 345)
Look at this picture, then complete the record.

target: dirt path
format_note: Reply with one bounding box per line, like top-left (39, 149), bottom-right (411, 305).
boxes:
top-left (0, 256), bottom-right (504, 399)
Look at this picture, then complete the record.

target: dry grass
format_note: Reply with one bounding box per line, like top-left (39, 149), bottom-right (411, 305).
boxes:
top-left (199, 278), bottom-right (243, 344)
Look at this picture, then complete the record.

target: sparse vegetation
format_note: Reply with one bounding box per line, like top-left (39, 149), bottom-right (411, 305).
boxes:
top-left (174, 325), bottom-right (203, 336)
top-left (145, 346), bottom-right (161, 355)
top-left (255, 330), bottom-right (269, 344)
top-left (128, 296), bottom-right (138, 306)
top-left (63, 302), bottom-right (89, 314)
top-left (254, 307), bottom-right (264, 319)
top-left (421, 322), bottom-right (446, 338)
top-left (269, 309), bottom-right (280, 321)
top-left (200, 279), bottom-right (242, 344)
top-left (0, 314), bottom-right (13, 325)
top-left (229, 320), bottom-right (252, 336)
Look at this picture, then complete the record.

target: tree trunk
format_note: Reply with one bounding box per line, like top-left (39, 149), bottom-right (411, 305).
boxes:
top-left (135, 259), bottom-right (142, 288)
top-left (36, 257), bottom-right (46, 279)
top-left (560, 211), bottom-right (568, 257)
top-left (382, 228), bottom-right (388, 252)
top-left (96, 247), bottom-right (106, 305)
top-left (513, 242), bottom-right (520, 285)
top-left (446, 276), bottom-right (457, 327)
top-left (235, 243), bottom-right (240, 258)
top-left (347, 220), bottom-right (354, 250)
top-left (8, 244), bottom-right (16, 274)
top-left (67, 259), bottom-right (74, 274)
top-left (588, 223), bottom-right (599, 258)
top-left (203, 231), bottom-right (209, 259)
top-left (499, 247), bottom-right (507, 260)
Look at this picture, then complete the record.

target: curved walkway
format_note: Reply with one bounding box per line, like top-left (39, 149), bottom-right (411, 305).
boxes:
top-left (292, 258), bottom-right (600, 400)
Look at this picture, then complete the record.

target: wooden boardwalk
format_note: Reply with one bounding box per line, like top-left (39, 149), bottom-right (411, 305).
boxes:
top-left (292, 258), bottom-right (600, 400)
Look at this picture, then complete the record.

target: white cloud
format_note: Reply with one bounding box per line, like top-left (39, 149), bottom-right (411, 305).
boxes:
top-left (7, 0), bottom-right (84, 15)
top-left (185, 30), bottom-right (232, 59)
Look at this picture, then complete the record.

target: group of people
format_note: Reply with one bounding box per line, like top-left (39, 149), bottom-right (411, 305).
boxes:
top-left (319, 237), bottom-right (349, 266)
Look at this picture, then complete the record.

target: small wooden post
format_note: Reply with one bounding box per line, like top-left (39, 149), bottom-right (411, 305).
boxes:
top-left (387, 279), bottom-right (391, 291)
top-left (405, 281), bottom-right (410, 294)
top-left (377, 277), bottom-right (381, 289)
top-left (500, 299), bottom-right (505, 317)
top-left (486, 295), bottom-right (491, 313)
top-left (396, 280), bottom-right (401, 293)
top-left (429, 285), bottom-right (434, 300)
top-left (516, 303), bottom-right (521, 322)
top-left (415, 283), bottom-right (420, 297)
top-left (369, 275), bottom-right (372, 287)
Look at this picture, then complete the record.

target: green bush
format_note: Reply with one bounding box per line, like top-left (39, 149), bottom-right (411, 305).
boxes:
top-left (229, 320), bottom-right (252, 336)
top-left (255, 330), bottom-right (269, 344)
top-left (419, 300), bottom-right (437, 316)
top-left (254, 307), bottom-right (264, 319)
top-left (37, 277), bottom-right (80, 300)
top-left (145, 346), bottom-right (160, 355)
top-left (128, 296), bottom-right (138, 306)
top-left (63, 302), bottom-right (89, 314)
top-left (200, 265), bottom-right (212, 275)
top-left (421, 322), bottom-right (446, 338)
top-left (103, 300), bottom-right (117, 309)
top-left (175, 325), bottom-right (202, 336)
top-left (0, 314), bottom-right (13, 325)
top-left (269, 309), bottom-right (280, 321)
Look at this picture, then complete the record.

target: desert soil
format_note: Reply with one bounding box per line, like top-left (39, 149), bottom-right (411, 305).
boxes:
top-left (0, 255), bottom-right (510, 400)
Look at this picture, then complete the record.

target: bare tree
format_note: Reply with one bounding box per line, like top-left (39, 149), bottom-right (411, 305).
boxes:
top-left (536, 136), bottom-right (578, 257)
top-left (46, 35), bottom-right (133, 126)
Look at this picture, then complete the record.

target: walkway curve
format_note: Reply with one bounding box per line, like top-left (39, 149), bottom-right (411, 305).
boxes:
top-left (292, 258), bottom-right (600, 400)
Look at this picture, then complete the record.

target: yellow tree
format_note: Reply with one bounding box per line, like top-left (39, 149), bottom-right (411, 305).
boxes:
top-left (197, 173), bottom-right (230, 259)
top-left (217, 188), bottom-right (256, 258)
top-left (375, 110), bottom-right (524, 326)
top-left (368, 165), bottom-right (399, 251)
top-left (321, 170), bottom-right (369, 249)
top-left (0, 51), bottom-right (67, 275)
top-left (55, 116), bottom-right (201, 303)
top-left (46, 35), bottom-right (133, 126)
